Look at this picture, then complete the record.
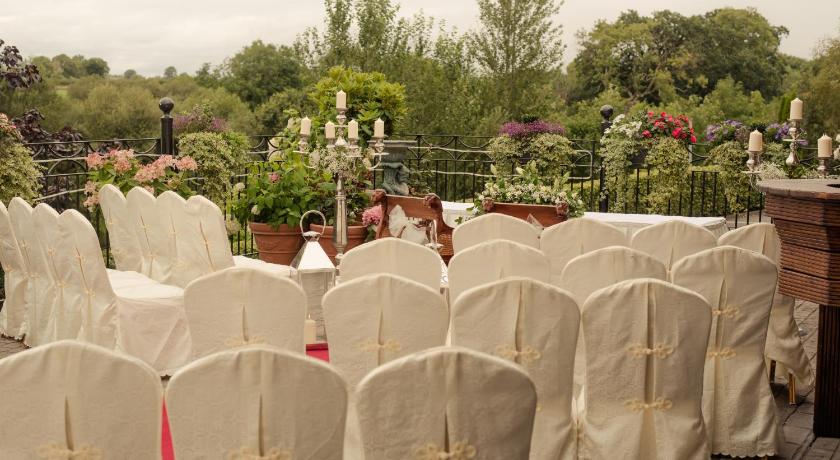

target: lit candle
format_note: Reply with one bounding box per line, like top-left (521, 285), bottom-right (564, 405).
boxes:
top-left (374, 118), bottom-right (385, 138)
top-left (305, 316), bottom-right (317, 344)
top-left (790, 98), bottom-right (804, 121)
top-left (818, 134), bottom-right (833, 158)
top-left (300, 117), bottom-right (311, 136)
top-left (287, 117), bottom-right (295, 130)
top-left (348, 119), bottom-right (359, 140)
top-left (748, 130), bottom-right (763, 152)
top-left (325, 121), bottom-right (336, 140)
top-left (336, 90), bottom-right (347, 110)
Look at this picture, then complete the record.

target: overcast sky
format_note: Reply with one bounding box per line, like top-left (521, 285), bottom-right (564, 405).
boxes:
top-left (2, 0), bottom-right (838, 76)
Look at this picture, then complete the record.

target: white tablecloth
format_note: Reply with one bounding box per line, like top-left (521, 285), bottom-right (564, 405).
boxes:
top-left (582, 212), bottom-right (728, 238)
top-left (442, 201), bottom-right (473, 227)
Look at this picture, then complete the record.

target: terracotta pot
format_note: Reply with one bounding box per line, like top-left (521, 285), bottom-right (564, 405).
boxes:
top-left (484, 202), bottom-right (569, 227)
top-left (248, 222), bottom-right (303, 265)
top-left (310, 223), bottom-right (368, 263)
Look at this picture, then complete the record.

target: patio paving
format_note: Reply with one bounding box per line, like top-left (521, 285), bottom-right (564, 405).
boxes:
top-left (0, 300), bottom-right (837, 459)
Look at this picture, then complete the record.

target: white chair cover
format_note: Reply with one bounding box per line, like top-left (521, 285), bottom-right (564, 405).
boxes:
top-left (541, 218), bottom-right (627, 285)
top-left (9, 197), bottom-right (56, 347)
top-left (58, 210), bottom-right (191, 374)
top-left (0, 200), bottom-right (28, 338)
top-left (166, 346), bottom-right (347, 460)
top-left (718, 223), bottom-right (813, 386)
top-left (448, 239), bottom-right (550, 304)
top-left (356, 346), bottom-right (537, 460)
top-left (630, 219), bottom-right (718, 271)
top-left (34, 203), bottom-right (79, 341)
top-left (451, 278), bottom-right (579, 460)
top-left (0, 340), bottom-right (162, 458)
top-left (340, 238), bottom-right (442, 291)
top-left (156, 191), bottom-right (193, 288)
top-left (126, 186), bottom-right (176, 283)
top-left (671, 246), bottom-right (780, 457)
top-left (184, 267), bottom-right (307, 360)
top-left (452, 213), bottom-right (540, 253)
top-left (580, 279), bottom-right (711, 460)
top-left (98, 184), bottom-right (143, 272)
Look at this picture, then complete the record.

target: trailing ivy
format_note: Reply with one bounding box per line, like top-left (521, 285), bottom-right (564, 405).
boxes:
top-left (0, 113), bottom-right (42, 203)
top-left (705, 141), bottom-right (754, 213)
top-left (645, 138), bottom-right (691, 214)
top-left (487, 132), bottom-right (574, 178)
top-left (177, 131), bottom-right (250, 205)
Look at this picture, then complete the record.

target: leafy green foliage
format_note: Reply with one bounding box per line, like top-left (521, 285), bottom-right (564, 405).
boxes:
top-left (487, 133), bottom-right (574, 178)
top-left (472, 161), bottom-right (585, 217)
top-left (705, 140), bottom-right (755, 213)
top-left (220, 41), bottom-right (304, 108)
top-left (645, 137), bottom-right (690, 214)
top-left (0, 113), bottom-right (42, 203)
top-left (177, 131), bottom-right (250, 204)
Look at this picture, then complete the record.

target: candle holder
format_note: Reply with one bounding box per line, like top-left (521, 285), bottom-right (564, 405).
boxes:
top-left (783, 119), bottom-right (804, 166)
top-left (818, 156), bottom-right (830, 178)
top-left (746, 148), bottom-right (762, 173)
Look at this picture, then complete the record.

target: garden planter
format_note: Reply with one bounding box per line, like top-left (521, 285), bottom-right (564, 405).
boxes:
top-left (483, 201), bottom-right (569, 227)
top-left (310, 223), bottom-right (368, 262)
top-left (248, 222), bottom-right (303, 265)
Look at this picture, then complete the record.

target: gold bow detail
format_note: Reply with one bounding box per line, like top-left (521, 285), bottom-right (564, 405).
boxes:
top-left (712, 306), bottom-right (740, 318)
top-left (415, 440), bottom-right (477, 460)
top-left (707, 347), bottom-right (736, 359)
top-left (36, 443), bottom-right (103, 460)
top-left (226, 447), bottom-right (292, 460)
top-left (623, 397), bottom-right (673, 412)
top-left (359, 338), bottom-right (401, 353)
top-left (495, 344), bottom-right (542, 364)
top-left (224, 336), bottom-right (267, 348)
top-left (627, 343), bottom-right (674, 358)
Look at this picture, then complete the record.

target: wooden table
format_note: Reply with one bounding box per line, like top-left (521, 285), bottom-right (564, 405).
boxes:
top-left (760, 179), bottom-right (840, 437)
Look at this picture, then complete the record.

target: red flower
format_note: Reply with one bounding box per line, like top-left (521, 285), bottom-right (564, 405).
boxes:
top-left (672, 128), bottom-right (682, 138)
top-left (690, 135), bottom-right (697, 143)
top-left (642, 130), bottom-right (651, 138)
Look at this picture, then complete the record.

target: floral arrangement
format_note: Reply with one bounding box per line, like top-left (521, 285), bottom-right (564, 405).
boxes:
top-left (472, 161), bottom-right (585, 218)
top-left (361, 205), bottom-right (383, 239)
top-left (704, 120), bottom-right (749, 146)
top-left (766, 122), bottom-right (808, 146)
top-left (173, 104), bottom-right (227, 134)
top-left (83, 149), bottom-right (197, 209)
top-left (499, 120), bottom-right (565, 140)
top-left (640, 111), bottom-right (696, 145)
top-left (488, 121), bottom-right (574, 178)
top-left (0, 113), bottom-right (20, 140)
top-left (0, 113), bottom-right (43, 203)
top-left (307, 145), bottom-right (373, 225)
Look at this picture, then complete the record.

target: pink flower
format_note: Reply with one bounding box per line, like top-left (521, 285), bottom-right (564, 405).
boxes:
top-left (114, 157), bottom-right (132, 173)
top-left (134, 164), bottom-right (160, 183)
top-left (361, 206), bottom-right (383, 226)
top-left (672, 128), bottom-right (682, 139)
top-left (85, 153), bottom-right (104, 169)
top-left (175, 156), bottom-right (198, 171)
top-left (83, 195), bottom-right (99, 209)
top-left (143, 186), bottom-right (155, 194)
top-left (642, 130), bottom-right (651, 138)
top-left (84, 181), bottom-right (98, 194)
top-left (269, 172), bottom-right (280, 183)
top-left (157, 155), bottom-right (177, 167)
top-left (690, 135), bottom-right (697, 143)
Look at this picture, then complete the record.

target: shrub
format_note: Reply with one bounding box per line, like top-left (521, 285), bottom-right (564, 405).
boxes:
top-left (487, 132), bottom-right (574, 178)
top-left (0, 113), bottom-right (42, 203)
top-left (177, 131), bottom-right (250, 204)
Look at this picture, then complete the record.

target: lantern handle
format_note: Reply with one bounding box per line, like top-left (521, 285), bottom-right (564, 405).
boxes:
top-left (300, 209), bottom-right (327, 235)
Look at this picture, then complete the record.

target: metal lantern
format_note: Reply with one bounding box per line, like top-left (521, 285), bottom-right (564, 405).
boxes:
top-left (291, 210), bottom-right (336, 282)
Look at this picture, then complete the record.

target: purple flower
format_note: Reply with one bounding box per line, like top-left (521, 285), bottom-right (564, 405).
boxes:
top-left (500, 120), bottom-right (565, 139)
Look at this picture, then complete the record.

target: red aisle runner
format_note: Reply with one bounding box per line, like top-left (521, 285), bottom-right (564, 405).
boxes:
top-left (161, 344), bottom-right (330, 459)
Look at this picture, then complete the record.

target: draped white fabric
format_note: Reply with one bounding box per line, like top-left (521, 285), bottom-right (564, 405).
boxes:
top-left (166, 346), bottom-right (348, 460)
top-left (34, 204), bottom-right (77, 341)
top-left (340, 238), bottom-right (442, 291)
top-left (355, 346), bottom-right (537, 460)
top-left (450, 278), bottom-right (579, 460)
top-left (184, 267), bottom-right (307, 360)
top-left (59, 210), bottom-right (191, 374)
top-left (671, 246), bottom-right (781, 457)
top-left (98, 184), bottom-right (143, 272)
top-left (580, 279), bottom-right (712, 460)
top-left (448, 239), bottom-right (550, 304)
top-left (0, 200), bottom-right (28, 338)
top-left (718, 223), bottom-right (813, 386)
top-left (452, 213), bottom-right (540, 253)
top-left (541, 219), bottom-right (628, 285)
top-left (630, 220), bottom-right (718, 271)
top-left (156, 191), bottom-right (192, 288)
top-left (0, 340), bottom-right (162, 458)
top-left (126, 187), bottom-right (177, 283)
top-left (9, 197), bottom-right (55, 347)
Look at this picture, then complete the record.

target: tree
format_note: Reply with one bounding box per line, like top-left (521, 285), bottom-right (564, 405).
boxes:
top-left (1, 39), bottom-right (41, 89)
top-left (163, 66), bottom-right (177, 79)
top-left (77, 83), bottom-right (159, 138)
top-left (471, 0), bottom-right (565, 119)
top-left (220, 40), bottom-right (304, 108)
top-left (83, 57), bottom-right (109, 76)
top-left (123, 69), bottom-right (138, 79)
top-left (803, 30), bottom-right (840, 136)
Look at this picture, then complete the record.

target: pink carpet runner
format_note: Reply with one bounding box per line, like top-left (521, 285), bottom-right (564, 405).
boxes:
top-left (161, 344), bottom-right (330, 459)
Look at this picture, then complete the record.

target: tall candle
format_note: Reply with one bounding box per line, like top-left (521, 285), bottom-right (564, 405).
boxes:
top-left (348, 119), bottom-right (359, 140)
top-left (336, 90), bottom-right (347, 110)
top-left (325, 121), bottom-right (336, 139)
top-left (287, 117), bottom-right (295, 130)
top-left (819, 134), bottom-right (833, 158)
top-left (790, 98), bottom-right (804, 121)
top-left (300, 117), bottom-right (311, 136)
top-left (304, 316), bottom-right (317, 344)
top-left (748, 130), bottom-right (763, 152)
top-left (374, 118), bottom-right (385, 138)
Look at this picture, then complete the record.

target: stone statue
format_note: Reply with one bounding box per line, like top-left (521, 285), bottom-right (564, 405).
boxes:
top-left (380, 140), bottom-right (415, 196)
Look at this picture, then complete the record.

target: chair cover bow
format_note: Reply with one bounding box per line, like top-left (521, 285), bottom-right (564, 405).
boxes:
top-left (711, 306), bottom-right (740, 318)
top-left (623, 397), bottom-right (673, 412)
top-left (627, 343), bottom-right (674, 358)
top-left (494, 344), bottom-right (542, 364)
top-left (226, 446), bottom-right (292, 460)
top-left (36, 443), bottom-right (103, 460)
top-left (359, 338), bottom-right (402, 353)
top-left (415, 440), bottom-right (477, 460)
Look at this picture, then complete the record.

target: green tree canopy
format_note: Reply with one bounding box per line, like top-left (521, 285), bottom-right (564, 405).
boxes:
top-left (220, 40), bottom-right (304, 108)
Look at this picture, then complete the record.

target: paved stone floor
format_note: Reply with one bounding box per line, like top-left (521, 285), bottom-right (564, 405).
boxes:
top-left (0, 300), bottom-right (838, 459)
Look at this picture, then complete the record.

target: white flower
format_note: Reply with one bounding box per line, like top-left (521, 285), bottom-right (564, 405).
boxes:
top-left (233, 182), bottom-right (245, 192)
top-left (251, 205), bottom-right (260, 215)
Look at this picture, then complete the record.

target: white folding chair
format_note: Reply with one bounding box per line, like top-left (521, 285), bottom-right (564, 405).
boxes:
top-left (630, 219), bottom-right (717, 271)
top-left (126, 186), bottom-right (177, 283)
top-left (580, 279), bottom-right (711, 459)
top-left (356, 346), bottom-right (537, 460)
top-left (541, 218), bottom-right (627, 285)
top-left (453, 213), bottom-right (540, 253)
top-left (184, 267), bottom-right (307, 360)
top-left (33, 203), bottom-right (77, 341)
top-left (451, 278), bottom-right (579, 460)
top-left (0, 340), bottom-right (162, 458)
top-left (671, 246), bottom-right (780, 457)
top-left (167, 346), bottom-right (347, 460)
top-left (0, 200), bottom-right (28, 339)
top-left (98, 184), bottom-right (143, 272)
top-left (340, 237), bottom-right (443, 291)
top-left (448, 239), bottom-right (550, 304)
top-left (58, 210), bottom-right (191, 374)
top-left (719, 223), bottom-right (813, 397)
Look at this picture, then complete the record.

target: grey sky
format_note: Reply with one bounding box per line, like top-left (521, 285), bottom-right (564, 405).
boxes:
top-left (2, 0), bottom-right (838, 76)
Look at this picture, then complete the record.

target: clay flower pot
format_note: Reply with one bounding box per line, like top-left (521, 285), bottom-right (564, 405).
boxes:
top-left (310, 223), bottom-right (368, 263)
top-left (248, 222), bottom-right (303, 265)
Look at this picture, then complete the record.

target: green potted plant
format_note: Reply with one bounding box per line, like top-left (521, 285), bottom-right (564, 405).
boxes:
top-left (232, 153), bottom-right (319, 264)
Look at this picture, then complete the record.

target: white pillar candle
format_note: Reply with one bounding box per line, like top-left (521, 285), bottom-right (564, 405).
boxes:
top-left (300, 117), bottom-right (311, 136)
top-left (818, 134), bottom-right (833, 158)
top-left (374, 118), bottom-right (385, 138)
top-left (790, 98), bottom-right (804, 121)
top-left (287, 117), bottom-right (295, 130)
top-left (748, 130), bottom-right (763, 152)
top-left (336, 90), bottom-right (347, 110)
top-left (304, 317), bottom-right (317, 344)
top-left (348, 119), bottom-right (359, 140)
top-left (325, 121), bottom-right (336, 139)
